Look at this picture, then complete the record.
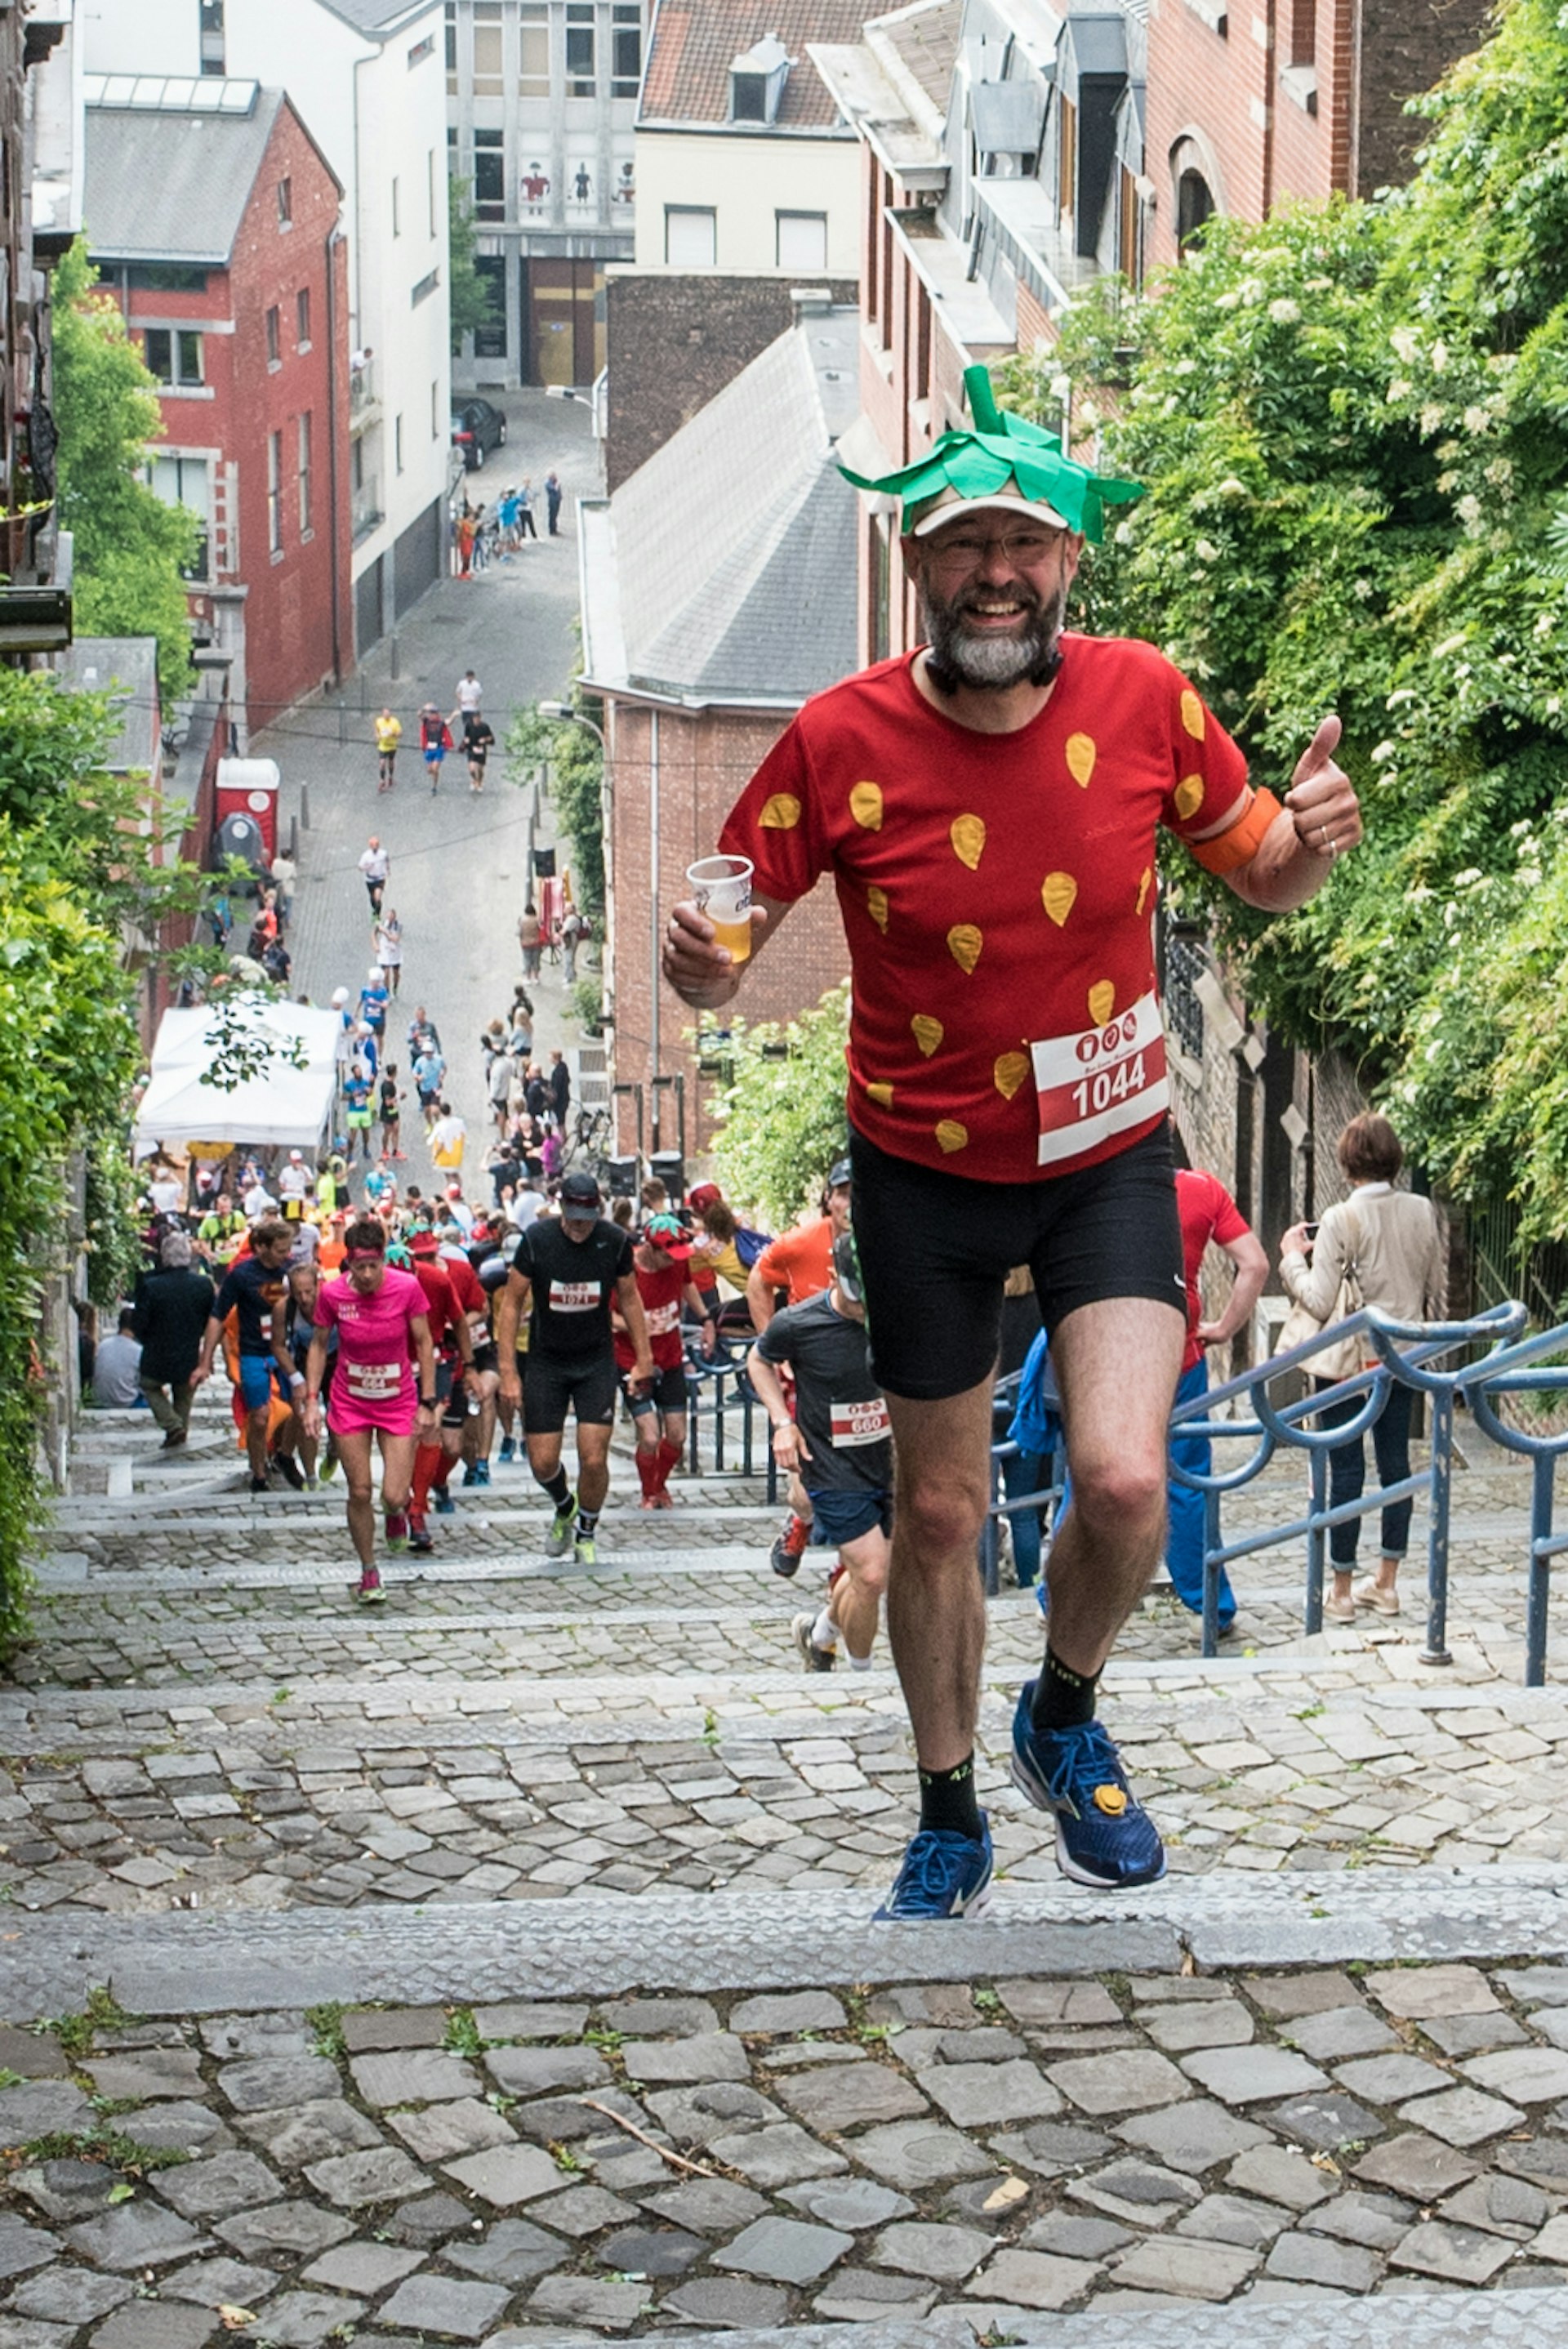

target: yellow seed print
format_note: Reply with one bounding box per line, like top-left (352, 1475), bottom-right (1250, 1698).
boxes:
top-left (866, 885), bottom-right (889, 933)
top-left (994, 1051), bottom-right (1031, 1100)
top-left (935, 1120), bottom-right (969, 1155)
top-left (849, 781), bottom-right (884, 830)
top-left (911, 1014), bottom-right (944, 1057)
top-left (1136, 867), bottom-right (1153, 916)
top-left (1180, 689), bottom-right (1206, 741)
top-left (759, 792), bottom-right (801, 830)
top-left (865, 1081), bottom-right (894, 1108)
top-left (947, 924), bottom-right (983, 974)
top-left (1041, 871), bottom-right (1077, 928)
top-left (951, 813), bottom-right (987, 870)
top-left (1065, 733), bottom-right (1097, 787)
top-left (1088, 979), bottom-right (1116, 1027)
top-left (1174, 774), bottom-right (1204, 821)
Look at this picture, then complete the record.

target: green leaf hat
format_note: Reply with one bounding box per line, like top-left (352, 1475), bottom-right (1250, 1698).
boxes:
top-left (838, 363), bottom-right (1143, 545)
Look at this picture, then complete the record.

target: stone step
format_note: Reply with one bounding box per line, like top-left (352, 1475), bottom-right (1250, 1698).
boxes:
top-left (589, 2300), bottom-right (1568, 2348)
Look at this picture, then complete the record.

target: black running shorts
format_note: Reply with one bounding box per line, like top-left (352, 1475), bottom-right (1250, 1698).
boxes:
top-left (849, 1121), bottom-right (1185, 1402)
top-left (523, 1351), bottom-right (619, 1434)
top-left (625, 1362), bottom-right (688, 1417)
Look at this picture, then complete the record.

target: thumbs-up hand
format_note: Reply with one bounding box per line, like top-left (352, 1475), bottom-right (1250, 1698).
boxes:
top-left (1284, 714), bottom-right (1362, 862)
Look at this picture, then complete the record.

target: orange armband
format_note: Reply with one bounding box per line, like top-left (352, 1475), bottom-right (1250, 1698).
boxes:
top-left (1184, 787), bottom-right (1284, 877)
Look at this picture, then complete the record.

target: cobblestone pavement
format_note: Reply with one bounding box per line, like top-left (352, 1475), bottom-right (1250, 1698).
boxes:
top-left (10, 1960), bottom-right (1568, 2341)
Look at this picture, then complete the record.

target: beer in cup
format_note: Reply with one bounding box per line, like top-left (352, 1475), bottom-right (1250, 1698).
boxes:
top-left (688, 854), bottom-right (754, 965)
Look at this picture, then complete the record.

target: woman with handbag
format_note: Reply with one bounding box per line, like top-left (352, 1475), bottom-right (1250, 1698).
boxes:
top-left (1280, 1114), bottom-right (1446, 1622)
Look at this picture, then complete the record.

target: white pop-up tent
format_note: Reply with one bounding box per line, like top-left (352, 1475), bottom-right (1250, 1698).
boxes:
top-left (132, 996), bottom-right (341, 1158)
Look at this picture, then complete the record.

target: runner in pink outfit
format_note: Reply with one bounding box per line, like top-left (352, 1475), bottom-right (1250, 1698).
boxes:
top-left (302, 1216), bottom-right (438, 1603)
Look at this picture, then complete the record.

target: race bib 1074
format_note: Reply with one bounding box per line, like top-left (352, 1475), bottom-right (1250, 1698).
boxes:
top-left (549, 1279), bottom-right (601, 1313)
top-left (1031, 989), bottom-right (1169, 1169)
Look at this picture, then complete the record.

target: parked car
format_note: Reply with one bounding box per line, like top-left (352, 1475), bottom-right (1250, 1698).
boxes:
top-left (452, 397), bottom-right (507, 470)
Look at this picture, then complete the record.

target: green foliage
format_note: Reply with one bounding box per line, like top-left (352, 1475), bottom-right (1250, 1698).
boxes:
top-left (506, 699), bottom-right (605, 916)
top-left (47, 1985), bottom-right (139, 2062)
top-left (448, 177), bottom-right (500, 353)
top-left (1001, 0), bottom-right (1568, 1234)
top-left (51, 241), bottom-right (197, 704)
top-left (305, 2002), bottom-right (347, 2060)
top-left (707, 981), bottom-right (850, 1227)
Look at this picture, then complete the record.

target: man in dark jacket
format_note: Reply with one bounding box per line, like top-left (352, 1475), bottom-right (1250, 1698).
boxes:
top-left (133, 1229), bottom-right (215, 1447)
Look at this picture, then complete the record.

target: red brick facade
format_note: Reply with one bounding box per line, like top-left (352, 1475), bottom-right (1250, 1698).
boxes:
top-left (604, 698), bottom-right (849, 1159)
top-left (107, 99), bottom-right (351, 732)
top-left (1145, 0), bottom-right (1490, 273)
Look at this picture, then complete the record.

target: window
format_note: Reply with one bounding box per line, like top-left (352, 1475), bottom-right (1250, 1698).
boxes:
top-left (1057, 96), bottom-right (1077, 221)
top-left (265, 305), bottom-right (281, 367)
top-left (776, 211), bottom-right (826, 271)
top-left (474, 128), bottom-right (505, 221)
top-left (473, 1), bottom-right (503, 96)
top-left (392, 174), bottom-right (401, 237)
top-left (428, 147), bottom-right (437, 236)
top-left (199, 0), bottom-right (225, 75)
top-left (147, 452), bottom-right (211, 577)
top-left (566, 2), bottom-right (595, 94)
top-left (1118, 167), bottom-right (1143, 289)
top-left (408, 31), bottom-right (434, 65)
top-left (1178, 168), bottom-right (1215, 250)
top-left (732, 72), bottom-right (766, 122)
top-left (519, 2), bottom-right (549, 94)
top-left (474, 254), bottom-right (507, 357)
top-left (445, 0), bottom-right (457, 95)
top-left (412, 267), bottom-right (440, 305)
top-left (665, 206), bottom-right (715, 265)
top-left (128, 264), bottom-right (208, 292)
top-left (268, 430), bottom-right (283, 554)
top-left (395, 413), bottom-right (404, 475)
top-left (296, 287), bottom-right (311, 348)
top-left (143, 328), bottom-right (204, 387)
top-left (277, 175), bottom-right (292, 227)
top-left (298, 411), bottom-right (313, 533)
top-left (612, 4), bottom-right (642, 97)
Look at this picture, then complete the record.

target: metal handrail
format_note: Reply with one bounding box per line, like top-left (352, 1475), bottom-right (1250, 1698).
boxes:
top-left (982, 1299), bottom-right (1568, 1683)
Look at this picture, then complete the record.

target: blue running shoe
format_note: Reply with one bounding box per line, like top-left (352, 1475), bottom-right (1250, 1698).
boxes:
top-left (434, 1489), bottom-right (457, 1517)
top-left (873, 1818), bottom-right (993, 1920)
top-left (498, 1436), bottom-right (516, 1464)
top-left (1010, 1689), bottom-right (1165, 1888)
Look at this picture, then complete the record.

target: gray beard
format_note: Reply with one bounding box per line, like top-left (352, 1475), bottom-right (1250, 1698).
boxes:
top-left (922, 580), bottom-right (1068, 690)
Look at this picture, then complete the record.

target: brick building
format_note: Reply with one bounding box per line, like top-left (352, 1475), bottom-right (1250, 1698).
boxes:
top-left (84, 80), bottom-right (353, 736)
top-left (577, 307), bottom-right (859, 1166)
top-left (1144, 0), bottom-right (1492, 270)
top-left (0, 1), bottom-right (75, 625)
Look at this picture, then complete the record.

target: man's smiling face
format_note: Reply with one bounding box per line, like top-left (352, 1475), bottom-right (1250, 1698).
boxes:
top-left (906, 511), bottom-right (1082, 691)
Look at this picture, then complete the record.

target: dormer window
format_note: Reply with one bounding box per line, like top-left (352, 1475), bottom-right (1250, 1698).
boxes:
top-left (729, 34), bottom-right (790, 125)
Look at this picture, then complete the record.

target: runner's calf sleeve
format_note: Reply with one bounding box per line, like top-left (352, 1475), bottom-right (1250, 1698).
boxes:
top-left (538, 1465), bottom-right (572, 1506)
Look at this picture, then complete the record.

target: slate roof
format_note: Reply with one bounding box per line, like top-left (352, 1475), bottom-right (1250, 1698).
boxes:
top-left (876, 0), bottom-right (964, 115)
top-left (583, 311), bottom-right (858, 703)
top-left (84, 87), bottom-right (284, 263)
top-left (315, 0), bottom-right (437, 35)
top-left (640, 0), bottom-right (871, 128)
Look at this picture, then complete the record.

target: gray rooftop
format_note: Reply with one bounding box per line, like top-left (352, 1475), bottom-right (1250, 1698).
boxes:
top-left (582, 310), bottom-right (859, 706)
top-left (84, 86), bottom-right (285, 263)
top-left (315, 0), bottom-right (438, 33)
top-left (60, 639), bottom-right (160, 773)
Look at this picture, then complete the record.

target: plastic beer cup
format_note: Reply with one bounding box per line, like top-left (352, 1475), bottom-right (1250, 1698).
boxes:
top-left (688, 854), bottom-right (754, 965)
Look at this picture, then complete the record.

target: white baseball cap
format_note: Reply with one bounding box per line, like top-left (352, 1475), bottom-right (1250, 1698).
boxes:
top-left (909, 481), bottom-right (1071, 537)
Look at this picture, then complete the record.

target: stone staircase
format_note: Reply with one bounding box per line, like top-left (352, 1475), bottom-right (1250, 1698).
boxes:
top-left (3, 1394), bottom-right (1568, 2345)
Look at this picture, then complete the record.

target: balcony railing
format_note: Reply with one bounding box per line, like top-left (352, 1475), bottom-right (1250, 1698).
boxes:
top-left (349, 355), bottom-right (378, 416)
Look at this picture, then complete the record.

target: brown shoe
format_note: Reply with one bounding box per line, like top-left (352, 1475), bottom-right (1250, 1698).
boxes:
top-left (1353, 1576), bottom-right (1401, 1616)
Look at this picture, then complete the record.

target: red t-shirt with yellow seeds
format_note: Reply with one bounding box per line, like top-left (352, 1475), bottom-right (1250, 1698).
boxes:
top-left (718, 638), bottom-right (1252, 1184)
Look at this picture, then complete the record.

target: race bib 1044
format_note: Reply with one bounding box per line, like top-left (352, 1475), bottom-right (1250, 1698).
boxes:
top-left (549, 1279), bottom-right (602, 1313)
top-left (1032, 989), bottom-right (1169, 1170)
top-left (830, 1397), bottom-right (892, 1448)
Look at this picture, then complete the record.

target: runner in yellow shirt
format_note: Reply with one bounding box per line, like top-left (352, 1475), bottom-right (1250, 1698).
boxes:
top-left (375, 708), bottom-right (403, 794)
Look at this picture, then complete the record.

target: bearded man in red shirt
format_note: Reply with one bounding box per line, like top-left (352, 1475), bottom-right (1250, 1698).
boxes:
top-left (665, 368), bottom-right (1362, 1918)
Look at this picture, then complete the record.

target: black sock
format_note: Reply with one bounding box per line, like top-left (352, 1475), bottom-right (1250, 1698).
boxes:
top-left (576, 1508), bottom-right (599, 1537)
top-left (540, 1467), bottom-right (572, 1509)
top-left (918, 1756), bottom-right (984, 1843)
top-left (1033, 1646), bottom-right (1099, 1732)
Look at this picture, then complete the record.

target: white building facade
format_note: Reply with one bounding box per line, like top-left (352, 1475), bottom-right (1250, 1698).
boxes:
top-left (445, 0), bottom-right (643, 388)
top-left (79, 0), bottom-right (452, 656)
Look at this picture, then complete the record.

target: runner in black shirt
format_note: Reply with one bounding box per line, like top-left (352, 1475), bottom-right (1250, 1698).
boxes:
top-left (495, 1170), bottom-right (655, 1562)
top-left (191, 1221), bottom-right (305, 1495)
top-left (751, 1232), bottom-right (892, 1673)
top-left (462, 711), bottom-right (496, 796)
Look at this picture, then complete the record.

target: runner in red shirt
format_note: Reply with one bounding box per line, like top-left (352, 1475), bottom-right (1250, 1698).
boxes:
top-left (405, 1227), bottom-right (476, 1549)
top-left (614, 1214), bottom-right (715, 1507)
top-left (746, 1158), bottom-right (853, 1576)
top-left (1169, 1168), bottom-right (1269, 1633)
top-left (665, 365), bottom-right (1363, 1917)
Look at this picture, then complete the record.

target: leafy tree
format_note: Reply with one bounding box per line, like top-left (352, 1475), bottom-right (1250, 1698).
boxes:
top-left (1000, 0), bottom-right (1568, 1241)
top-left (706, 983), bottom-right (851, 1227)
top-left (51, 240), bottom-right (198, 703)
top-left (506, 699), bottom-right (605, 916)
top-left (448, 177), bottom-right (499, 354)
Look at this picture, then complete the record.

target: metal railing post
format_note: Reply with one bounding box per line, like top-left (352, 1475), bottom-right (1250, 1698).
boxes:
top-left (980, 1443), bottom-right (1001, 1597)
top-left (1529, 1451), bottom-right (1555, 1687)
top-left (1421, 1385), bottom-right (1455, 1667)
top-left (1200, 1486), bottom-right (1222, 1657)
top-left (1305, 1446), bottom-right (1327, 1635)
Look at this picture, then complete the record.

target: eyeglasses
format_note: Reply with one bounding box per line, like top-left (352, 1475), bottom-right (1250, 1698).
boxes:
top-left (924, 528), bottom-right (1064, 577)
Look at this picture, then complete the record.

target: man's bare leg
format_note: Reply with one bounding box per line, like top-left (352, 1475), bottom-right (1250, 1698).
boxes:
top-left (884, 1381), bottom-right (993, 1771)
top-left (826, 1525), bottom-right (889, 1661)
top-left (574, 1423), bottom-right (612, 1518)
top-left (1045, 1296), bottom-right (1185, 1670)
